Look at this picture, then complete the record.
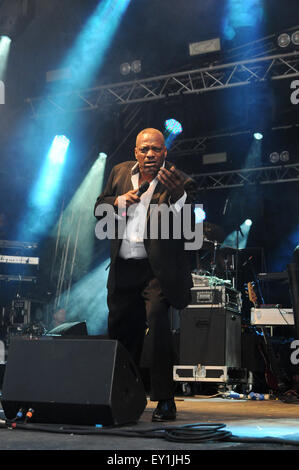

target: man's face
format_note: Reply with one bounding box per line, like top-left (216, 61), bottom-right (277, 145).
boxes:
top-left (135, 130), bottom-right (167, 178)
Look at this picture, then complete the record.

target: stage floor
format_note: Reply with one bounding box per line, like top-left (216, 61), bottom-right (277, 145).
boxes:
top-left (1, 395), bottom-right (299, 454)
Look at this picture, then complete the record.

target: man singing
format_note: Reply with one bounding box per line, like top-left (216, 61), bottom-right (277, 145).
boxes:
top-left (94, 128), bottom-right (197, 421)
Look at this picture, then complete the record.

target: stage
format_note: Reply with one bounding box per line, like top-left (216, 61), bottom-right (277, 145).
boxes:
top-left (1, 395), bottom-right (299, 452)
top-left (0, 0), bottom-right (299, 459)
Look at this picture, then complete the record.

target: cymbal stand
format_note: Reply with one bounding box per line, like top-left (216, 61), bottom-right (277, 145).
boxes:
top-left (210, 241), bottom-right (219, 276)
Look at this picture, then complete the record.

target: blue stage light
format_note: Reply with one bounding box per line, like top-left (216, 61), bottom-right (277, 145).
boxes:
top-left (222, 218), bottom-right (253, 249)
top-left (222, 0), bottom-right (264, 41)
top-left (17, 135), bottom-right (70, 240)
top-left (253, 132), bottom-right (263, 140)
top-left (48, 135), bottom-right (70, 164)
top-left (194, 207), bottom-right (206, 224)
top-left (165, 119), bottom-right (183, 136)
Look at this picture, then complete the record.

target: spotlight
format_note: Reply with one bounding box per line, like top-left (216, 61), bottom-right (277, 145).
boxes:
top-left (245, 219), bottom-right (253, 227)
top-left (0, 35), bottom-right (11, 45)
top-left (0, 35), bottom-right (12, 80)
top-left (253, 132), bottom-right (263, 141)
top-left (131, 60), bottom-right (141, 73)
top-left (291, 31), bottom-right (299, 46)
top-left (49, 135), bottom-right (70, 164)
top-left (165, 119), bottom-right (183, 136)
top-left (277, 33), bottom-right (291, 48)
top-left (269, 152), bottom-right (280, 164)
top-left (120, 60), bottom-right (141, 76)
top-left (120, 62), bottom-right (131, 75)
top-left (194, 207), bottom-right (206, 224)
top-left (280, 151), bottom-right (290, 162)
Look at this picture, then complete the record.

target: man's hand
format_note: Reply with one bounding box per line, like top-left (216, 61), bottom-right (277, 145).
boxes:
top-left (114, 189), bottom-right (140, 209)
top-left (157, 166), bottom-right (185, 202)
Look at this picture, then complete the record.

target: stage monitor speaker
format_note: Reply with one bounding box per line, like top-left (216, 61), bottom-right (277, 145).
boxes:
top-left (1, 338), bottom-right (147, 426)
top-left (179, 307), bottom-right (241, 367)
top-left (45, 321), bottom-right (88, 336)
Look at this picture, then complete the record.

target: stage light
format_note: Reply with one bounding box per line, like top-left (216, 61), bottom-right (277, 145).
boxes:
top-left (47, 261), bottom-right (109, 335)
top-left (63, 0), bottom-right (131, 87)
top-left (120, 62), bottom-right (131, 75)
top-left (18, 135), bottom-right (70, 241)
top-left (222, 0), bottom-right (264, 41)
top-left (51, 152), bottom-right (108, 281)
top-left (222, 219), bottom-right (253, 250)
top-left (269, 152), bottom-right (280, 164)
top-left (131, 60), bottom-right (141, 73)
top-left (48, 135), bottom-right (70, 164)
top-left (0, 34), bottom-right (12, 80)
top-left (0, 35), bottom-right (11, 45)
top-left (280, 151), bottom-right (290, 163)
top-left (253, 132), bottom-right (263, 140)
top-left (120, 60), bottom-right (141, 76)
top-left (33, 135), bottom-right (70, 207)
top-left (278, 33), bottom-right (291, 48)
top-left (291, 31), bottom-right (299, 46)
top-left (165, 119), bottom-right (183, 136)
top-left (194, 207), bottom-right (206, 224)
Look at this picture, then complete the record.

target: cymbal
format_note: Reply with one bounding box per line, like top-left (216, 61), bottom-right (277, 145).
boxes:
top-left (219, 245), bottom-right (241, 255)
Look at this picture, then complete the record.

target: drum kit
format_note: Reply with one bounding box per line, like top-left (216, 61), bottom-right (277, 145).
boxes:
top-left (195, 221), bottom-right (242, 288)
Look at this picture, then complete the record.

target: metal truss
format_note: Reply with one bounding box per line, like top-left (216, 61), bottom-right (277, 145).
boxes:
top-left (26, 51), bottom-right (299, 117)
top-left (169, 124), bottom-right (299, 157)
top-left (169, 130), bottom-right (253, 156)
top-left (192, 163), bottom-right (299, 190)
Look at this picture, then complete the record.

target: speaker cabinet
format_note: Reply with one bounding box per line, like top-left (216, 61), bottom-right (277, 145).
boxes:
top-left (45, 321), bottom-right (88, 336)
top-left (179, 307), bottom-right (241, 367)
top-left (1, 338), bottom-right (147, 426)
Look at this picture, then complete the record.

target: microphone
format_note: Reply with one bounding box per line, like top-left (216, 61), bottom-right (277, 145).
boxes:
top-left (137, 181), bottom-right (149, 197)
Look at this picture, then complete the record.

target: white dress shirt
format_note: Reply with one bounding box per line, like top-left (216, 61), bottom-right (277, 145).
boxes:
top-left (118, 162), bottom-right (187, 260)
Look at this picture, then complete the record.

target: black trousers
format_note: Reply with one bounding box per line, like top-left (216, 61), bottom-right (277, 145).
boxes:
top-left (107, 257), bottom-right (175, 401)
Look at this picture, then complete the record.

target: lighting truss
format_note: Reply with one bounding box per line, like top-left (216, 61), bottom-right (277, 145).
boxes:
top-left (26, 51), bottom-right (299, 117)
top-left (192, 163), bottom-right (299, 190)
top-left (168, 130), bottom-right (253, 156)
top-left (168, 124), bottom-right (299, 157)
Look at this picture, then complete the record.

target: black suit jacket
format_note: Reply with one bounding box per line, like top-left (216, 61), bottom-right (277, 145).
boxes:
top-left (94, 160), bottom-right (197, 309)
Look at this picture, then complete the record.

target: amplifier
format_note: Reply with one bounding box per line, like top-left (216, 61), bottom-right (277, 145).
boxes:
top-left (190, 286), bottom-right (242, 313)
top-left (179, 306), bottom-right (241, 367)
top-left (251, 307), bottom-right (294, 325)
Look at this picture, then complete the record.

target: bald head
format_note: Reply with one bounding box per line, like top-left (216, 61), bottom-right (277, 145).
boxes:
top-left (136, 128), bottom-right (165, 146)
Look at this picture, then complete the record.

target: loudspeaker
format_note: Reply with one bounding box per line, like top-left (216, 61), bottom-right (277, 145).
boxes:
top-left (179, 307), bottom-right (241, 367)
top-left (1, 338), bottom-right (147, 426)
top-left (45, 321), bottom-right (88, 336)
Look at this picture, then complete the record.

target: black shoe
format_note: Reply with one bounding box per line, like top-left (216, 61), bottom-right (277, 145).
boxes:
top-left (152, 399), bottom-right (177, 422)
